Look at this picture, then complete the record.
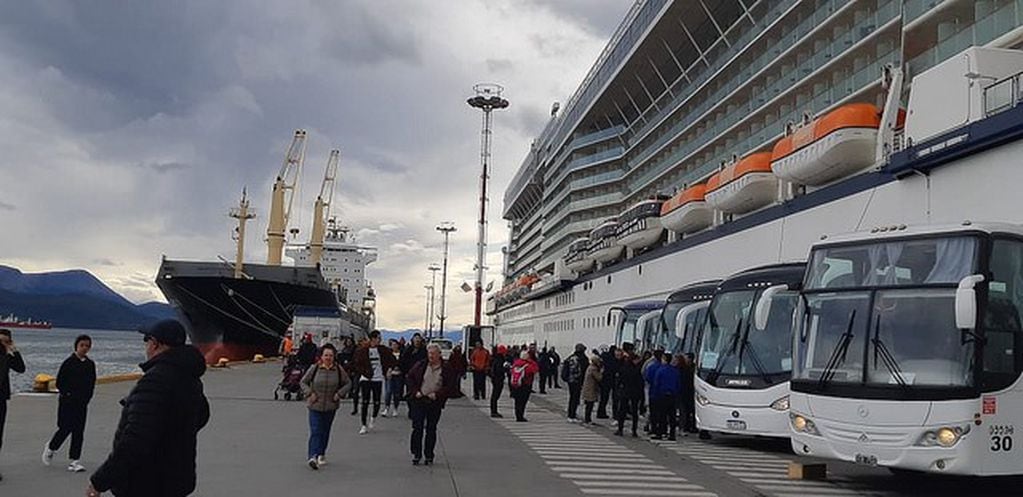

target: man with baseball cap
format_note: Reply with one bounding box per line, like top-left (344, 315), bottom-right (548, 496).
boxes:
top-left (88, 319), bottom-right (210, 497)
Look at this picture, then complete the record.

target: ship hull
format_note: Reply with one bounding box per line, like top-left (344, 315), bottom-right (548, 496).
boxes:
top-left (156, 260), bottom-right (342, 363)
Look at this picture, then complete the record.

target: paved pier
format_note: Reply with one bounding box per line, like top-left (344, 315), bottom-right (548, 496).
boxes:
top-left (2, 364), bottom-right (1022, 496)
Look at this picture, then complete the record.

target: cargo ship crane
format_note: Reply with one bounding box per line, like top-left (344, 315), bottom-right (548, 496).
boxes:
top-left (309, 149), bottom-right (340, 266)
top-left (266, 129), bottom-right (307, 265)
top-left (229, 188), bottom-right (256, 279)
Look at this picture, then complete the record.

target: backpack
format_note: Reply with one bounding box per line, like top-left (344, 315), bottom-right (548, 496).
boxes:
top-left (510, 363), bottom-right (528, 388)
top-left (563, 355), bottom-right (584, 384)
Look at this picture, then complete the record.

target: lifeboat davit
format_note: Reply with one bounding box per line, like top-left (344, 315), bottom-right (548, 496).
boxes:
top-left (771, 103), bottom-right (881, 186)
top-left (660, 184), bottom-right (712, 234)
top-left (564, 238), bottom-right (595, 273)
top-left (616, 199), bottom-right (666, 250)
top-left (704, 152), bottom-right (777, 215)
top-left (588, 220), bottom-right (624, 264)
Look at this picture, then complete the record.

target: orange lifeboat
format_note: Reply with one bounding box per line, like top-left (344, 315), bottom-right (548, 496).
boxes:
top-left (771, 103), bottom-right (881, 186)
top-left (704, 152), bottom-right (777, 214)
top-left (660, 184), bottom-right (712, 234)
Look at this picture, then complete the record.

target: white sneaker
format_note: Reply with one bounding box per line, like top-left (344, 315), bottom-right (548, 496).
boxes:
top-left (381, 407), bottom-right (390, 418)
top-left (42, 445), bottom-right (54, 466)
top-left (368, 417), bottom-right (376, 429)
top-left (359, 425), bottom-right (368, 435)
top-left (316, 455), bottom-right (328, 467)
top-left (67, 460), bottom-right (86, 473)
top-left (308, 458), bottom-right (319, 470)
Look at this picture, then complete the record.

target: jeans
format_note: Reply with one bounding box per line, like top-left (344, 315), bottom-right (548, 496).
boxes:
top-left (409, 400), bottom-right (443, 460)
top-left (490, 378), bottom-right (504, 415)
top-left (307, 409), bottom-right (337, 459)
top-left (49, 400), bottom-right (89, 460)
top-left (472, 372), bottom-right (488, 400)
top-left (385, 376), bottom-right (404, 409)
top-left (597, 382), bottom-right (611, 418)
top-left (511, 386), bottom-right (531, 421)
top-left (360, 380), bottom-right (382, 425)
top-left (567, 383), bottom-right (583, 419)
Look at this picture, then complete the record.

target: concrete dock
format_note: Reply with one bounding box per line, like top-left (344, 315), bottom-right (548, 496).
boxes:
top-left (2, 363), bottom-right (1022, 496)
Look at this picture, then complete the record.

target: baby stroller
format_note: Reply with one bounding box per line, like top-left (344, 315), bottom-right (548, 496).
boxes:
top-left (274, 356), bottom-right (307, 401)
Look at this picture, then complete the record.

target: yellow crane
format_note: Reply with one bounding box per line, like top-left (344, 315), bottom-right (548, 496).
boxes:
top-left (266, 130), bottom-right (307, 265)
top-left (308, 149), bottom-right (340, 266)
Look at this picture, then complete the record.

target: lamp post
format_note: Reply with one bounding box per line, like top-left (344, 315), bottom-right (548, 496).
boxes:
top-left (423, 285), bottom-right (432, 335)
top-left (467, 83), bottom-right (509, 328)
top-left (436, 222), bottom-right (457, 337)
top-left (427, 263), bottom-right (441, 337)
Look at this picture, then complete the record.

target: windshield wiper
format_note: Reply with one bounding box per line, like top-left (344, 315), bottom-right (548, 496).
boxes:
top-left (871, 314), bottom-right (908, 388)
top-left (818, 309), bottom-right (857, 389)
top-left (709, 319), bottom-right (743, 383)
top-left (739, 336), bottom-right (773, 384)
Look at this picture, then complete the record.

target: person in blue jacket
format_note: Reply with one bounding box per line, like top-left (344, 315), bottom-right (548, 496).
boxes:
top-left (647, 353), bottom-right (682, 440)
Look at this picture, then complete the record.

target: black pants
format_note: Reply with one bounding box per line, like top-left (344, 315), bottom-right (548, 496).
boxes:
top-left (511, 386), bottom-right (531, 421)
top-left (409, 400), bottom-right (443, 460)
top-left (584, 401), bottom-right (595, 423)
top-left (49, 400), bottom-right (88, 460)
top-left (360, 380), bottom-right (382, 425)
top-left (0, 399), bottom-right (6, 455)
top-left (538, 373), bottom-right (547, 393)
top-left (567, 383), bottom-right (583, 419)
top-left (616, 396), bottom-right (640, 435)
top-left (597, 382), bottom-right (611, 418)
top-left (490, 378), bottom-right (504, 415)
top-left (472, 372), bottom-right (488, 400)
top-left (650, 395), bottom-right (675, 437)
top-left (552, 368), bottom-right (560, 388)
top-left (351, 378), bottom-right (360, 414)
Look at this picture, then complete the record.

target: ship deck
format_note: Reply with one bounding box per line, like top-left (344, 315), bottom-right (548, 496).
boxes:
top-left (3, 363), bottom-right (1021, 496)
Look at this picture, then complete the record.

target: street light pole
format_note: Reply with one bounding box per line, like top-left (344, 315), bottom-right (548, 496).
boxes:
top-left (423, 285), bottom-right (432, 335)
top-left (467, 84), bottom-right (509, 328)
top-left (436, 222), bottom-right (457, 338)
top-left (427, 263), bottom-right (441, 337)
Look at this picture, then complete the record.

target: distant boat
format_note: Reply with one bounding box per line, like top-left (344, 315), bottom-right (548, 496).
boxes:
top-left (0, 313), bottom-right (53, 330)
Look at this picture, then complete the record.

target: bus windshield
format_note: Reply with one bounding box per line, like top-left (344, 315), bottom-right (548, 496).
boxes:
top-left (697, 290), bottom-right (795, 382)
top-left (794, 236), bottom-right (979, 389)
top-left (655, 302), bottom-right (685, 352)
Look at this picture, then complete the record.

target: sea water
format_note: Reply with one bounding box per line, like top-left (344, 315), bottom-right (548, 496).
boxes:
top-left (6, 328), bottom-right (145, 393)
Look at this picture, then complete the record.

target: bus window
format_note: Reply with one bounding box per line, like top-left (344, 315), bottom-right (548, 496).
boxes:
top-left (983, 239), bottom-right (1023, 390)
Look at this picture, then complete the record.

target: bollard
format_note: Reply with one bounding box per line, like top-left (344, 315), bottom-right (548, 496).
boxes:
top-left (33, 373), bottom-right (56, 393)
top-left (212, 357), bottom-right (230, 368)
top-left (788, 461), bottom-right (827, 480)
top-left (252, 354), bottom-right (266, 363)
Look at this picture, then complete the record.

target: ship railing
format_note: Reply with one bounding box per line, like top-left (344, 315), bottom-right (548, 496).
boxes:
top-left (983, 71), bottom-right (1023, 117)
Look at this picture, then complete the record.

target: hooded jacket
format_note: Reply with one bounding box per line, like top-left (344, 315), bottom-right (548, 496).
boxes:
top-left (91, 346), bottom-right (210, 497)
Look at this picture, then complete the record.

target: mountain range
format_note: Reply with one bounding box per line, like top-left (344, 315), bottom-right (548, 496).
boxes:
top-left (0, 265), bottom-right (176, 331)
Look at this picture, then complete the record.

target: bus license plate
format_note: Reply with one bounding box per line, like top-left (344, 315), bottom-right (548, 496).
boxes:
top-left (855, 454), bottom-right (878, 466)
top-left (726, 420), bottom-right (747, 431)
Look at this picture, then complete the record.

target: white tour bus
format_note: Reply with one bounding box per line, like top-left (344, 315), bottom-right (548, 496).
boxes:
top-left (785, 222), bottom-right (1023, 475)
top-left (694, 263), bottom-right (805, 437)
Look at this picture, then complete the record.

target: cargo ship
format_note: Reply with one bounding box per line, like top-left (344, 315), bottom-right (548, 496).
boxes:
top-left (0, 314), bottom-right (53, 330)
top-left (157, 133), bottom-right (377, 362)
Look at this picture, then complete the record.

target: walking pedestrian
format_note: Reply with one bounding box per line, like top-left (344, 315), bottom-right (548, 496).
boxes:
top-left (537, 347), bottom-right (550, 394)
top-left (301, 343), bottom-right (352, 470)
top-left (488, 345), bottom-right (508, 418)
top-left (509, 350), bottom-right (539, 422)
top-left (0, 328), bottom-right (26, 482)
top-left (448, 344), bottom-right (467, 394)
top-left (43, 334), bottom-right (96, 473)
top-left (88, 320), bottom-right (210, 497)
top-left (400, 334), bottom-right (427, 419)
top-left (468, 341), bottom-right (491, 401)
top-left (614, 343), bottom-right (644, 438)
top-left (562, 343), bottom-right (588, 423)
top-left (351, 330), bottom-right (397, 434)
top-left (383, 339), bottom-right (404, 417)
top-left (581, 355), bottom-right (603, 424)
top-left (596, 345), bottom-right (616, 419)
top-left (550, 347), bottom-right (562, 389)
top-left (296, 334), bottom-right (318, 369)
top-left (405, 343), bottom-right (458, 465)
top-left (279, 333), bottom-right (294, 357)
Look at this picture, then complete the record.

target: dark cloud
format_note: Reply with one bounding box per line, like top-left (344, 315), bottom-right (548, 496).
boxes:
top-left (527, 0), bottom-right (633, 37)
top-left (144, 162), bottom-right (191, 174)
top-left (0, 201), bottom-right (14, 211)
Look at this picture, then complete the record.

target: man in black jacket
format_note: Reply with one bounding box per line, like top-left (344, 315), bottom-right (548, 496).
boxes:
top-left (43, 334), bottom-right (97, 472)
top-left (488, 345), bottom-right (509, 418)
top-left (0, 328), bottom-right (26, 482)
top-left (88, 320), bottom-right (210, 497)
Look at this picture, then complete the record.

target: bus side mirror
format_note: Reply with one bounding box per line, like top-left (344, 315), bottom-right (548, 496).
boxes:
top-left (755, 284), bottom-right (789, 331)
top-left (675, 301), bottom-right (710, 339)
top-left (955, 274), bottom-right (985, 329)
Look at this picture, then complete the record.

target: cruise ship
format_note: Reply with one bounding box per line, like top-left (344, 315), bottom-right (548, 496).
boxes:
top-left (488, 0), bottom-right (1023, 351)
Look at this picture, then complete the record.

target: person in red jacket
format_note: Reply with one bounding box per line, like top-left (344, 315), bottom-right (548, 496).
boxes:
top-left (508, 351), bottom-right (540, 422)
top-left (405, 344), bottom-right (458, 466)
top-left (468, 341), bottom-right (491, 401)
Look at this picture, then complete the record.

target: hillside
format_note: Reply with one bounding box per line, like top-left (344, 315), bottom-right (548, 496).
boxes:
top-left (0, 265), bottom-right (175, 330)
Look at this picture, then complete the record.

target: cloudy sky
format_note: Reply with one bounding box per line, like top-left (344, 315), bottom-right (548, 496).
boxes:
top-left (0, 1), bottom-right (632, 330)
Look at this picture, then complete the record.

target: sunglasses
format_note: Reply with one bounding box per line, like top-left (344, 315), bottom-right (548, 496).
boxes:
top-left (143, 335), bottom-right (153, 343)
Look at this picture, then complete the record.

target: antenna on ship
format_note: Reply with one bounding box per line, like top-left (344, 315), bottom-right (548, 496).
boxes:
top-left (266, 129), bottom-right (307, 266)
top-left (229, 188), bottom-right (256, 279)
top-left (309, 149), bottom-right (340, 266)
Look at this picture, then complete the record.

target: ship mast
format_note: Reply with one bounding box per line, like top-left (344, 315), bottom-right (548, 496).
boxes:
top-left (266, 129), bottom-right (307, 265)
top-left (229, 188), bottom-right (256, 279)
top-left (309, 149), bottom-right (340, 266)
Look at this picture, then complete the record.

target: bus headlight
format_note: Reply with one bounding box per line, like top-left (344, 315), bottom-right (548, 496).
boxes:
top-left (770, 395), bottom-right (790, 411)
top-left (695, 392), bottom-right (710, 406)
top-left (916, 425), bottom-right (970, 448)
top-left (790, 413), bottom-right (820, 435)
